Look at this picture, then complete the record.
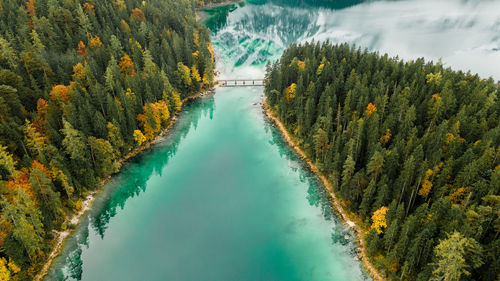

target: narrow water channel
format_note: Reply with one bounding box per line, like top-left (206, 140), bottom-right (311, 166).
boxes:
top-left (46, 73), bottom-right (367, 281)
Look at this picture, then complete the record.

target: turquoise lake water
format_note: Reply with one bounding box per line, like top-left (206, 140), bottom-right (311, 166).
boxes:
top-left (45, 86), bottom-right (367, 280)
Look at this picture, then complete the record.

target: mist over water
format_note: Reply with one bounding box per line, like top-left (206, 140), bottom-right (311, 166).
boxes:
top-left (207, 0), bottom-right (500, 80)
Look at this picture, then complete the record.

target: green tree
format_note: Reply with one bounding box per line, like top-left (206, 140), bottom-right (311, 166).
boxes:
top-left (61, 120), bottom-right (87, 162)
top-left (431, 232), bottom-right (483, 281)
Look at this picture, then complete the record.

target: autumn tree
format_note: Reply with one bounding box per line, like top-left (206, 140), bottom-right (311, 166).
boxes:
top-left (133, 130), bottom-right (146, 146)
top-left (119, 54), bottom-right (136, 76)
top-left (371, 206), bottom-right (389, 234)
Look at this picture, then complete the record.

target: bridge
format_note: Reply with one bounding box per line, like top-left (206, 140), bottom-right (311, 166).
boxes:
top-left (217, 79), bottom-right (264, 87)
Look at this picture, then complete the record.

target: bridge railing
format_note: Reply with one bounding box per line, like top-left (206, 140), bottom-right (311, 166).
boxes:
top-left (218, 79), bottom-right (265, 87)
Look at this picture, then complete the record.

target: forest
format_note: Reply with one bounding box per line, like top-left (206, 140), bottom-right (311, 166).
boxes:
top-left (264, 42), bottom-right (500, 281)
top-left (0, 0), bottom-right (215, 279)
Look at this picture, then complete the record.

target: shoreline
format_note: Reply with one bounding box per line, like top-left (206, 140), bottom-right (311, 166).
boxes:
top-left (262, 98), bottom-right (385, 281)
top-left (33, 84), bottom-right (219, 281)
top-left (196, 0), bottom-right (244, 22)
top-left (198, 0), bottom-right (244, 10)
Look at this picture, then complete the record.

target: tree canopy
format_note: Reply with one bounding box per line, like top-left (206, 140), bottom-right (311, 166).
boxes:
top-left (265, 42), bottom-right (500, 281)
top-left (0, 0), bottom-right (215, 279)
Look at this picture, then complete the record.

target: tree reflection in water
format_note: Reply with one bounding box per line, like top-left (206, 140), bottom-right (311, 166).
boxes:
top-left (47, 95), bottom-right (215, 280)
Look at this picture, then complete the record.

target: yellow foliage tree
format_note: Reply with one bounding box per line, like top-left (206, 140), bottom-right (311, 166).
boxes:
top-left (25, 120), bottom-right (48, 160)
top-left (317, 63), bottom-right (325, 75)
top-left (0, 258), bottom-right (10, 281)
top-left (137, 102), bottom-right (168, 141)
top-left (202, 69), bottom-right (213, 87)
top-left (7, 259), bottom-right (19, 276)
top-left (448, 187), bottom-right (469, 204)
top-left (125, 88), bottom-right (136, 101)
top-left (418, 169), bottom-right (434, 197)
top-left (136, 114), bottom-right (154, 141)
top-left (285, 83), bottom-right (297, 103)
top-left (445, 132), bottom-right (455, 145)
top-left (0, 257), bottom-right (20, 281)
top-left (207, 42), bottom-right (215, 62)
top-left (72, 63), bottom-right (87, 81)
top-left (371, 206), bottom-right (389, 234)
top-left (426, 72), bottom-right (442, 85)
top-left (192, 50), bottom-right (200, 60)
top-left (155, 100), bottom-right (170, 123)
top-left (0, 145), bottom-right (16, 177)
top-left (193, 29), bottom-right (200, 47)
top-left (191, 66), bottom-right (201, 82)
top-left (171, 91), bottom-right (182, 112)
top-left (89, 34), bottom-right (103, 49)
top-left (134, 40), bottom-right (145, 56)
top-left (297, 60), bottom-right (305, 71)
top-left (177, 62), bottom-right (191, 87)
top-left (133, 130), bottom-right (146, 146)
top-left (50, 167), bottom-right (74, 196)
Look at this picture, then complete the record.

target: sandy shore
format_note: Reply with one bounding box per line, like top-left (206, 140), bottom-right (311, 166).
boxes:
top-left (263, 98), bottom-right (385, 281)
top-left (34, 191), bottom-right (96, 281)
top-left (33, 84), bottom-right (219, 281)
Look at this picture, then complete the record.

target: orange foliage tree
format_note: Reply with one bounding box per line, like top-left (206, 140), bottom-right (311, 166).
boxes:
top-left (120, 19), bottom-right (131, 33)
top-left (25, 0), bottom-right (36, 28)
top-left (365, 102), bottom-right (377, 116)
top-left (7, 169), bottom-right (33, 200)
top-left (297, 60), bottom-right (305, 71)
top-left (83, 2), bottom-right (95, 14)
top-left (380, 129), bottom-right (392, 145)
top-left (32, 98), bottom-right (48, 133)
top-left (131, 8), bottom-right (145, 21)
top-left (77, 41), bottom-right (87, 58)
top-left (119, 54), bottom-right (136, 76)
top-left (49, 85), bottom-right (70, 103)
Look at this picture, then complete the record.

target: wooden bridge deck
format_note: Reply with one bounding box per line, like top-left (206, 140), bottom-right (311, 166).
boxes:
top-left (217, 79), bottom-right (264, 87)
